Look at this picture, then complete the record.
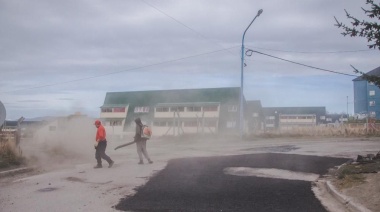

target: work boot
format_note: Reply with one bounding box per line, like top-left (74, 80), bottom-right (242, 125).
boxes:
top-left (94, 164), bottom-right (102, 169)
top-left (138, 160), bottom-right (144, 165)
top-left (108, 161), bottom-right (114, 168)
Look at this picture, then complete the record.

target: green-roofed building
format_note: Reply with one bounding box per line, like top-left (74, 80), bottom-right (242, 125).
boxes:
top-left (99, 87), bottom-right (244, 138)
top-left (246, 100), bottom-right (264, 134)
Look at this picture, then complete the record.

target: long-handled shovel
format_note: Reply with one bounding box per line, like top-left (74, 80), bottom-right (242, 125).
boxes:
top-left (114, 141), bottom-right (136, 150)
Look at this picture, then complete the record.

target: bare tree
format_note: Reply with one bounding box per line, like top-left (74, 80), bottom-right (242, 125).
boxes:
top-left (335, 0), bottom-right (380, 86)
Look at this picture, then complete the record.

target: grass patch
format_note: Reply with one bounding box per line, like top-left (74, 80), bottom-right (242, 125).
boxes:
top-left (335, 174), bottom-right (366, 189)
top-left (333, 160), bottom-right (380, 189)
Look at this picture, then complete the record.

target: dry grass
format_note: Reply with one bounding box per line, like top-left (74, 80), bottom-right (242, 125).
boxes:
top-left (333, 161), bottom-right (380, 189)
top-left (0, 141), bottom-right (24, 169)
top-left (335, 174), bottom-right (366, 189)
top-left (248, 123), bottom-right (380, 138)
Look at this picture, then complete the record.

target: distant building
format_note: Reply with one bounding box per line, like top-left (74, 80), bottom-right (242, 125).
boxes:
top-left (32, 113), bottom-right (94, 144)
top-left (324, 114), bottom-right (348, 127)
top-left (262, 107), bottom-right (326, 130)
top-left (100, 87), bottom-right (244, 138)
top-left (353, 66), bottom-right (380, 119)
top-left (245, 100), bottom-right (264, 133)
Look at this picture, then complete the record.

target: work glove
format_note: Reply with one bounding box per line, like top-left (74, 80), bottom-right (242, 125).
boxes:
top-left (94, 142), bottom-right (98, 149)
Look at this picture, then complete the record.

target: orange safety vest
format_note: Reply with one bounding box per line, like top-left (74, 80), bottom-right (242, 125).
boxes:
top-left (96, 125), bottom-right (106, 141)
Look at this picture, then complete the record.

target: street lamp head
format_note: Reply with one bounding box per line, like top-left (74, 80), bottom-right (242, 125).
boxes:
top-left (257, 9), bottom-right (263, 17)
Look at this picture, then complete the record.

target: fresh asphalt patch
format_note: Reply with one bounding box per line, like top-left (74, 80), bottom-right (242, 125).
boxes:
top-left (115, 153), bottom-right (348, 212)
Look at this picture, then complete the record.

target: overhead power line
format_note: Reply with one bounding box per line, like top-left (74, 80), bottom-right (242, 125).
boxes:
top-left (1, 46), bottom-right (362, 94)
top-left (1, 46), bottom-right (240, 94)
top-left (246, 49), bottom-right (358, 77)
top-left (140, 0), bottom-right (236, 56)
top-left (140, 0), bottom-right (369, 78)
top-left (248, 46), bottom-right (376, 54)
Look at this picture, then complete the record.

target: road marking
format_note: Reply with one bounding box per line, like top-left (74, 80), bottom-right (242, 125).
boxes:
top-left (224, 167), bottom-right (319, 181)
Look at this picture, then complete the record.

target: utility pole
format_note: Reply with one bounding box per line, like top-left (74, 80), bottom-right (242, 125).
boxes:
top-left (239, 9), bottom-right (263, 139)
top-left (347, 96), bottom-right (349, 118)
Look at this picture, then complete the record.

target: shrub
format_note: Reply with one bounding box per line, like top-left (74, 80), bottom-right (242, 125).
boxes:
top-left (0, 140), bottom-right (24, 169)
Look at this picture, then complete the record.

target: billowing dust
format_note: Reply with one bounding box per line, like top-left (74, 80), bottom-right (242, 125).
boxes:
top-left (20, 116), bottom-right (96, 170)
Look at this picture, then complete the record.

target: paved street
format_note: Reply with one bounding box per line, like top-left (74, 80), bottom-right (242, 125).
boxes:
top-left (0, 137), bottom-right (379, 211)
top-left (115, 153), bottom-right (348, 211)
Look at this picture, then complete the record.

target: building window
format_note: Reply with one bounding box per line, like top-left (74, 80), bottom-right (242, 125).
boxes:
top-left (203, 106), bottom-right (218, 112)
top-left (187, 106), bottom-right (201, 112)
top-left (226, 121), bottom-right (236, 128)
top-left (153, 121), bottom-right (166, 126)
top-left (184, 121), bottom-right (198, 127)
top-left (369, 90), bottom-right (375, 96)
top-left (266, 116), bottom-right (275, 120)
top-left (320, 116), bottom-right (326, 120)
top-left (110, 121), bottom-right (122, 126)
top-left (168, 121), bottom-right (182, 127)
top-left (370, 111), bottom-right (376, 117)
top-left (101, 108), bottom-right (112, 113)
top-left (156, 107), bottom-right (169, 112)
top-left (370, 101), bottom-right (376, 106)
top-left (170, 106), bottom-right (185, 112)
top-left (113, 107), bottom-right (126, 113)
top-left (134, 107), bottom-right (149, 113)
top-left (228, 105), bottom-right (238, 112)
top-left (204, 120), bottom-right (217, 127)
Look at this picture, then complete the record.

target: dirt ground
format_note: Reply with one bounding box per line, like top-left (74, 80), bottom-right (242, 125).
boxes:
top-left (331, 167), bottom-right (380, 212)
top-left (331, 173), bottom-right (380, 212)
top-left (1, 136), bottom-right (379, 212)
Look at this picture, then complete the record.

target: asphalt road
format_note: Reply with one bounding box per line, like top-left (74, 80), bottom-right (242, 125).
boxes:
top-left (115, 153), bottom-right (348, 212)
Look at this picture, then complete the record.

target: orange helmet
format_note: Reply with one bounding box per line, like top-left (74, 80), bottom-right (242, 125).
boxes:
top-left (94, 120), bottom-right (101, 125)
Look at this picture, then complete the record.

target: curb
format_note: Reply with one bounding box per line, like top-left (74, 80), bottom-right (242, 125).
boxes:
top-left (325, 180), bottom-right (372, 212)
top-left (0, 167), bottom-right (34, 178)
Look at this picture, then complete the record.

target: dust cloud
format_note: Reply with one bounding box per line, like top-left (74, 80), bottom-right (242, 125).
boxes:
top-left (21, 115), bottom-right (96, 170)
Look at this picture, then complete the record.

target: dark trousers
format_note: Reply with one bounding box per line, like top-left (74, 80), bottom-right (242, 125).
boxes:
top-left (95, 141), bottom-right (112, 165)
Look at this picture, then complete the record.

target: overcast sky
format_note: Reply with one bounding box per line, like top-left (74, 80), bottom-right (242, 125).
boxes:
top-left (0, 0), bottom-right (379, 120)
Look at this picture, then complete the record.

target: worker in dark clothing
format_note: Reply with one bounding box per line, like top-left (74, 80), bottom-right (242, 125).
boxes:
top-left (94, 120), bottom-right (114, 168)
top-left (134, 118), bottom-right (153, 164)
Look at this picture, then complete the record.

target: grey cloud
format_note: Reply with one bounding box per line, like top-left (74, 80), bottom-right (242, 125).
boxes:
top-left (0, 0), bottom-right (377, 118)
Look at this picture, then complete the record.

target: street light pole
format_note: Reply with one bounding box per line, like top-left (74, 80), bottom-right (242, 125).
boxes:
top-left (240, 9), bottom-right (263, 139)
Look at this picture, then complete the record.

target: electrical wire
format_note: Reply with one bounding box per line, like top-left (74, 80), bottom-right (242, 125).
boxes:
top-left (0, 46), bottom-right (240, 94)
top-left (1, 46), bottom-right (363, 94)
top-left (140, 0), bottom-right (237, 56)
top-left (247, 46), bottom-right (375, 54)
top-left (139, 1), bottom-right (365, 78)
top-left (247, 49), bottom-right (358, 77)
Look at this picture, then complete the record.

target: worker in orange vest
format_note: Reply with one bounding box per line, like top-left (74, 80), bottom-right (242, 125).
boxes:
top-left (94, 120), bottom-right (114, 168)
